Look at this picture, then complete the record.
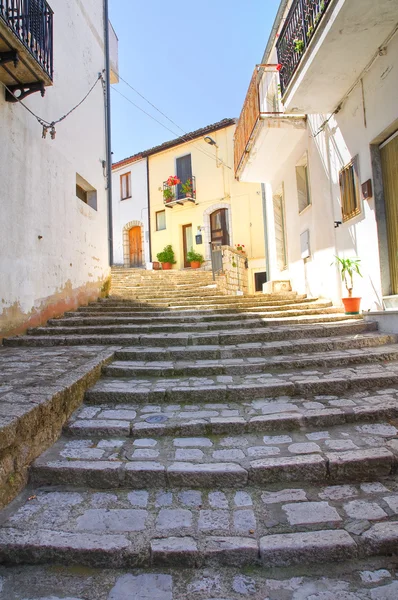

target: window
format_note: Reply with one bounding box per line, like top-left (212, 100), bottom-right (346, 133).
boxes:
top-left (339, 157), bottom-right (361, 222)
top-left (120, 172), bottom-right (131, 200)
top-left (273, 188), bottom-right (288, 270)
top-left (176, 154), bottom-right (192, 199)
top-left (296, 155), bottom-right (311, 213)
top-left (76, 174), bottom-right (97, 211)
top-left (156, 210), bottom-right (166, 231)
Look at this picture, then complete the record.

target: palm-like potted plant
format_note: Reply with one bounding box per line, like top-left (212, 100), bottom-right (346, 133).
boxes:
top-left (181, 178), bottom-right (193, 198)
top-left (334, 256), bottom-right (363, 314)
top-left (186, 248), bottom-right (204, 269)
top-left (157, 245), bottom-right (177, 270)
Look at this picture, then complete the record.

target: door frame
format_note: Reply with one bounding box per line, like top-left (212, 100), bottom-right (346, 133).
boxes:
top-left (182, 223), bottom-right (193, 268)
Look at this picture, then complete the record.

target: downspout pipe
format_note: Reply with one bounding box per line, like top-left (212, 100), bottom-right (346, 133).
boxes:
top-left (146, 157), bottom-right (152, 263)
top-left (104, 0), bottom-right (113, 265)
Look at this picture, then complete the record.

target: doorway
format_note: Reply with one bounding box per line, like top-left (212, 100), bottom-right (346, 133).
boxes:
top-left (273, 190), bottom-right (288, 271)
top-left (380, 132), bottom-right (398, 294)
top-left (210, 208), bottom-right (229, 246)
top-left (182, 224), bottom-right (193, 268)
top-left (129, 226), bottom-right (142, 267)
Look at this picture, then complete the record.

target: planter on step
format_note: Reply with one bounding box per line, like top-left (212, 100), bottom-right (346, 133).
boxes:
top-left (342, 297), bottom-right (361, 315)
top-left (190, 261), bottom-right (201, 269)
top-left (152, 261), bottom-right (161, 270)
top-left (161, 262), bottom-right (172, 270)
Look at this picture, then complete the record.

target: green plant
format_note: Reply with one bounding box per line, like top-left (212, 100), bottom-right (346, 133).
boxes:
top-left (333, 256), bottom-right (362, 297)
top-left (307, 24), bottom-right (314, 38)
top-left (156, 244), bottom-right (177, 264)
top-left (294, 39), bottom-right (304, 53)
top-left (163, 187), bottom-right (175, 202)
top-left (186, 249), bottom-right (204, 264)
top-left (181, 178), bottom-right (193, 196)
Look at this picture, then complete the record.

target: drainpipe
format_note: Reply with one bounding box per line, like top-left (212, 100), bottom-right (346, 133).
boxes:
top-left (146, 157), bottom-right (152, 263)
top-left (104, 0), bottom-right (113, 265)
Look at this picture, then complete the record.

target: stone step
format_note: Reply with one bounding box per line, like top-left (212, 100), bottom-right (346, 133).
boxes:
top-left (103, 344), bottom-right (398, 378)
top-left (113, 332), bottom-right (397, 362)
top-left (3, 319), bottom-right (375, 347)
top-left (105, 296), bottom-right (303, 307)
top-left (3, 478), bottom-right (398, 569)
top-left (3, 561), bottom-right (398, 599)
top-left (65, 389), bottom-right (398, 439)
top-left (84, 358), bottom-right (398, 405)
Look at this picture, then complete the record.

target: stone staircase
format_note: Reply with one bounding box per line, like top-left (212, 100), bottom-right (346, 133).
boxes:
top-left (2, 268), bottom-right (398, 598)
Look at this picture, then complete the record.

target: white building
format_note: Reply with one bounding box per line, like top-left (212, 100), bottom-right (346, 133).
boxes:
top-left (0, 0), bottom-right (118, 338)
top-left (111, 155), bottom-right (150, 267)
top-left (235, 0), bottom-right (398, 312)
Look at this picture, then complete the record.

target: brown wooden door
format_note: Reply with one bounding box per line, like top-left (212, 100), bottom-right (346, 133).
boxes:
top-left (210, 209), bottom-right (229, 246)
top-left (129, 226), bottom-right (142, 267)
top-left (381, 133), bottom-right (398, 294)
top-left (182, 224), bottom-right (193, 268)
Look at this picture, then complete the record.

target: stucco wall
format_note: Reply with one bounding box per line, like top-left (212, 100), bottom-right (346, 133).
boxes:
top-left (0, 0), bottom-right (110, 338)
top-left (112, 158), bottom-right (150, 266)
top-left (148, 125), bottom-right (265, 286)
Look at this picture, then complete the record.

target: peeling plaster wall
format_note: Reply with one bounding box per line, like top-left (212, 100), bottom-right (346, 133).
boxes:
top-left (0, 0), bottom-right (110, 338)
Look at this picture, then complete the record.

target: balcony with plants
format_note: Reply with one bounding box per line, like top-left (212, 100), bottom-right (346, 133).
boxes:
top-left (0, 0), bottom-right (53, 101)
top-left (163, 175), bottom-right (197, 208)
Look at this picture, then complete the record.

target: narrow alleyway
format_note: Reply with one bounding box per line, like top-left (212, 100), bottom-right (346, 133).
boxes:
top-left (1, 269), bottom-right (398, 598)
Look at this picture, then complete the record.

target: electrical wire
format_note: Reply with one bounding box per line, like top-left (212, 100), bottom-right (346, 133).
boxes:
top-left (0, 72), bottom-right (104, 138)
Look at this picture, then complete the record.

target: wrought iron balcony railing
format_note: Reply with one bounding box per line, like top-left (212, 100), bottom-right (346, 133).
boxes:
top-left (276, 0), bottom-right (330, 95)
top-left (0, 0), bottom-right (54, 80)
top-left (163, 176), bottom-right (196, 208)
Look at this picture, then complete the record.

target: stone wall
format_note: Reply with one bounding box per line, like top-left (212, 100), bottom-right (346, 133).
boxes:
top-left (215, 246), bottom-right (249, 295)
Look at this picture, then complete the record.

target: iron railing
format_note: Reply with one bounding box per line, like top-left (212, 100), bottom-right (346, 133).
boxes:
top-left (210, 242), bottom-right (223, 281)
top-left (0, 0), bottom-right (54, 79)
top-left (276, 0), bottom-right (330, 95)
top-left (163, 175), bottom-right (196, 206)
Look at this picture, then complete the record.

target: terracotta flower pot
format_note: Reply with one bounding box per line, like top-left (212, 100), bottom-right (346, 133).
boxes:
top-left (342, 297), bottom-right (361, 315)
top-left (152, 261), bottom-right (160, 270)
top-left (162, 262), bottom-right (172, 270)
top-left (190, 261), bottom-right (201, 269)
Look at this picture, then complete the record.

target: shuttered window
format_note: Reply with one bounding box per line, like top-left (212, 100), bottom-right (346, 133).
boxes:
top-left (120, 172), bottom-right (131, 200)
top-left (296, 160), bottom-right (311, 213)
top-left (273, 191), bottom-right (288, 271)
top-left (339, 157), bottom-right (361, 222)
top-left (176, 154), bottom-right (192, 199)
top-left (156, 210), bottom-right (166, 231)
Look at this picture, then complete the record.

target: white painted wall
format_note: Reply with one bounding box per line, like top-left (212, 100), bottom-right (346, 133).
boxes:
top-left (0, 0), bottom-right (111, 336)
top-left (111, 158), bottom-right (150, 265)
top-left (240, 14), bottom-right (398, 310)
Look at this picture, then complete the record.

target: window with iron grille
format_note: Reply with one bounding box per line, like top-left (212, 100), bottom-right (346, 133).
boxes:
top-left (156, 210), bottom-right (166, 231)
top-left (339, 157), bottom-right (361, 222)
top-left (120, 172), bottom-right (131, 200)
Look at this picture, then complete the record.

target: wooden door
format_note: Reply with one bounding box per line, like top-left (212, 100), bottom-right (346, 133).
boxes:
top-left (182, 224), bottom-right (193, 268)
top-left (129, 226), bottom-right (142, 267)
top-left (273, 192), bottom-right (288, 271)
top-left (381, 133), bottom-right (398, 294)
top-left (210, 209), bottom-right (229, 246)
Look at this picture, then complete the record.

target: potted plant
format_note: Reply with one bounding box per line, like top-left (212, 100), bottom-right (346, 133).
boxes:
top-left (156, 245), bottom-right (177, 270)
top-left (294, 39), bottom-right (304, 53)
top-left (163, 187), bottom-right (175, 203)
top-left (186, 248), bottom-right (204, 269)
top-left (181, 178), bottom-right (193, 198)
top-left (163, 175), bottom-right (180, 203)
top-left (333, 256), bottom-right (363, 314)
top-left (235, 243), bottom-right (245, 253)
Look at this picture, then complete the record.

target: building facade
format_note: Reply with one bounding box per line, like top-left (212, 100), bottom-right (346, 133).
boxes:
top-left (0, 0), bottom-right (118, 338)
top-left (235, 0), bottom-right (398, 310)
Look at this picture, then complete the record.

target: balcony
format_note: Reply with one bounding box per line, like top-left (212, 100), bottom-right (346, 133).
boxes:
top-left (277, 0), bottom-right (398, 113)
top-left (0, 0), bottom-right (53, 101)
top-left (163, 175), bottom-right (196, 208)
top-left (234, 65), bottom-right (306, 181)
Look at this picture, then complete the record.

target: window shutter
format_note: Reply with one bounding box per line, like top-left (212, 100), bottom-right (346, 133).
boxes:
top-left (176, 155), bottom-right (192, 199)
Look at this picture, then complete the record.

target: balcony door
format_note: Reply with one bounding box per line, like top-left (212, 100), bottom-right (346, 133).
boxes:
top-left (183, 224), bottom-right (193, 268)
top-left (380, 132), bottom-right (398, 294)
top-left (210, 208), bottom-right (229, 246)
top-left (176, 154), bottom-right (192, 200)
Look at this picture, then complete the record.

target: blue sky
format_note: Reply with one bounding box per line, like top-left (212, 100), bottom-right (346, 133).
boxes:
top-left (109, 0), bottom-right (280, 162)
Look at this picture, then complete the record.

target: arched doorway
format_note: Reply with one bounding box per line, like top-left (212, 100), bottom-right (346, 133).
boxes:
top-left (210, 208), bottom-right (230, 246)
top-left (123, 221), bottom-right (144, 268)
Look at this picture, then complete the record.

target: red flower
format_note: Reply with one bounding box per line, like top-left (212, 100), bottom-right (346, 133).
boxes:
top-left (276, 63), bottom-right (282, 71)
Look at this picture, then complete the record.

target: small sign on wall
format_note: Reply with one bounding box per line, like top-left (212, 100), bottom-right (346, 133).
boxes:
top-left (195, 234), bottom-right (203, 245)
top-left (300, 229), bottom-right (311, 259)
top-left (362, 179), bottom-right (373, 200)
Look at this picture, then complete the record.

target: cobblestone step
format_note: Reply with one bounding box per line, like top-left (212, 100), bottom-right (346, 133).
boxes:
top-left (2, 561), bottom-right (398, 599)
top-left (3, 480), bottom-right (398, 569)
top-left (5, 320), bottom-right (370, 347)
top-left (31, 419), bottom-right (398, 488)
top-left (66, 389), bottom-right (398, 438)
top-left (103, 344), bottom-right (398, 378)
